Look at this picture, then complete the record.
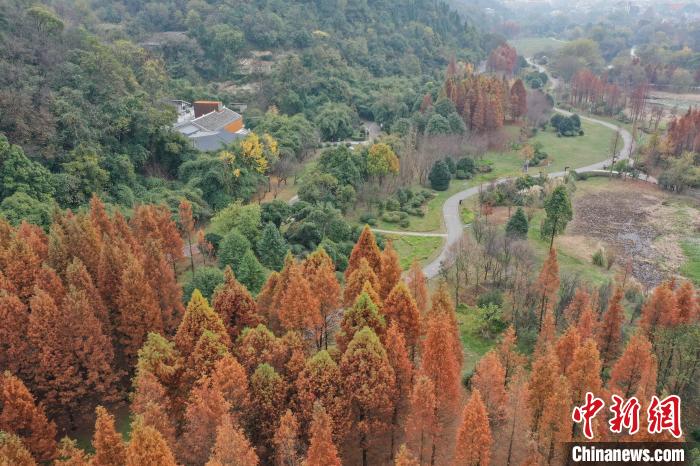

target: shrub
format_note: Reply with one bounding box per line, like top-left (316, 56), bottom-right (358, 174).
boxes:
top-left (399, 218), bottom-right (410, 228)
top-left (429, 160), bottom-right (451, 191)
top-left (455, 170), bottom-right (471, 180)
top-left (592, 249), bottom-right (606, 267)
top-left (477, 290), bottom-right (503, 307)
top-left (382, 211), bottom-right (401, 223)
top-left (457, 157), bottom-right (476, 174)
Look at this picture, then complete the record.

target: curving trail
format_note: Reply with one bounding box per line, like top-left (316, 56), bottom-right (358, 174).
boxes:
top-left (421, 109), bottom-right (636, 279)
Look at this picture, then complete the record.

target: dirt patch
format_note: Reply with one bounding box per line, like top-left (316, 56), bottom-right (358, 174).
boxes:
top-left (567, 180), bottom-right (699, 288)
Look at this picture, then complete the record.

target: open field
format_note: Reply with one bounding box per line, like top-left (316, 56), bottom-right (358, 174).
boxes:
top-left (511, 37), bottom-right (567, 57)
top-left (382, 233), bottom-right (444, 270)
top-left (462, 177), bottom-right (700, 288)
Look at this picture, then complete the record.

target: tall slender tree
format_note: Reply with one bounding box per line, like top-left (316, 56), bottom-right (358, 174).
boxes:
top-left (91, 406), bottom-right (126, 466)
top-left (405, 260), bottom-right (429, 313)
top-left (597, 287), bottom-right (625, 368)
top-left (345, 225), bottom-right (382, 280)
top-left (205, 414), bottom-right (259, 466)
top-left (380, 241), bottom-right (402, 299)
top-left (305, 403), bottom-right (342, 466)
top-left (455, 390), bottom-right (493, 466)
top-left (383, 283), bottom-right (421, 359)
top-left (178, 198), bottom-right (196, 274)
top-left (340, 327), bottom-right (396, 466)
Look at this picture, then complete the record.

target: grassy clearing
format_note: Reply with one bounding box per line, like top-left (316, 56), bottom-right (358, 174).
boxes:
top-left (383, 234), bottom-right (443, 270)
top-left (681, 240), bottom-right (700, 285)
top-left (530, 119), bottom-right (616, 172)
top-left (511, 37), bottom-right (567, 57)
top-left (528, 209), bottom-right (615, 286)
top-left (461, 207), bottom-right (475, 224)
top-left (457, 304), bottom-right (497, 372)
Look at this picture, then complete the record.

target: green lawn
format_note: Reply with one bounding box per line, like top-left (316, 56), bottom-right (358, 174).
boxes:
top-left (680, 240), bottom-right (700, 285)
top-left (511, 37), bottom-right (567, 57)
top-left (382, 234), bottom-right (444, 270)
top-left (530, 119), bottom-right (616, 172)
top-left (457, 304), bottom-right (497, 373)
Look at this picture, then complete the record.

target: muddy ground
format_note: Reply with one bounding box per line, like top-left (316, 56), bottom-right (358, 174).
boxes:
top-left (567, 179), bottom-right (699, 288)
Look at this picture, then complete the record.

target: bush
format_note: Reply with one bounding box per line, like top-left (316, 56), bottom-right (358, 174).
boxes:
top-left (592, 249), bottom-right (606, 267)
top-left (455, 170), bottom-right (471, 180)
top-left (399, 218), bottom-right (410, 228)
top-left (457, 157), bottom-right (476, 173)
top-left (382, 211), bottom-right (401, 223)
top-left (428, 160), bottom-right (451, 191)
top-left (477, 290), bottom-right (503, 307)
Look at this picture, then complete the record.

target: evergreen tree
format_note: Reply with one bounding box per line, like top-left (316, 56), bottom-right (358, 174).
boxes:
top-left (505, 207), bottom-right (528, 238)
top-left (218, 228), bottom-right (251, 271)
top-left (236, 249), bottom-right (267, 294)
top-left (428, 160), bottom-right (451, 191)
top-left (541, 186), bottom-right (573, 250)
top-left (257, 222), bottom-right (289, 271)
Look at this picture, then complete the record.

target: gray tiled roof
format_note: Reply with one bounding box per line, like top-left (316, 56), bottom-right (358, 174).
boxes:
top-left (192, 108), bottom-right (242, 132)
top-left (190, 130), bottom-right (246, 152)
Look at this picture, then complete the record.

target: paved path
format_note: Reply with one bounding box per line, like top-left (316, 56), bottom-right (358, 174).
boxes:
top-left (371, 228), bottom-right (447, 237)
top-left (421, 109), bottom-right (637, 279)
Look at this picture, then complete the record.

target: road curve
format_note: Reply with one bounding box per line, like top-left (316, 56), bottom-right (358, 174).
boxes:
top-left (422, 110), bottom-right (635, 279)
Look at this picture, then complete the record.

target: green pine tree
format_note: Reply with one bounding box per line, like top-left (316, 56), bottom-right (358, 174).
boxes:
top-left (429, 160), bottom-right (451, 191)
top-left (505, 207), bottom-right (529, 238)
top-left (218, 228), bottom-right (251, 270)
top-left (541, 186), bottom-right (573, 250)
top-left (257, 222), bottom-right (289, 271)
top-left (236, 249), bottom-right (267, 294)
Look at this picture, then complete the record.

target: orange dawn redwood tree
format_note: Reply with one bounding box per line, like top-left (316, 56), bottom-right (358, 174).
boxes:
top-left (305, 403), bottom-right (342, 466)
top-left (249, 363), bottom-right (288, 452)
top-left (175, 289), bottom-right (231, 358)
top-left (0, 372), bottom-right (57, 462)
top-left (495, 325), bottom-right (526, 384)
top-left (0, 291), bottom-right (32, 380)
top-left (125, 421), bottom-right (177, 466)
top-left (380, 240), bottom-right (402, 299)
top-left (336, 291), bottom-right (386, 353)
top-left (212, 266), bottom-right (261, 341)
top-left (609, 332), bottom-right (658, 398)
top-left (405, 375), bottom-right (437, 466)
top-left (344, 258), bottom-right (380, 306)
top-left (564, 288), bottom-right (591, 325)
top-left (340, 327), bottom-right (396, 466)
top-left (301, 247), bottom-right (340, 349)
top-left (527, 347), bottom-right (561, 435)
top-left (294, 350), bottom-right (348, 443)
top-left (383, 282), bottom-right (421, 359)
top-left (535, 248), bottom-right (559, 330)
top-left (0, 431), bottom-right (37, 466)
top-left (597, 286), bottom-right (625, 368)
top-left (278, 261), bottom-right (321, 333)
top-left (406, 260), bottom-right (429, 313)
top-left (472, 351), bottom-right (507, 424)
top-left (455, 389), bottom-right (493, 466)
top-left (385, 321), bottom-right (414, 459)
top-left (205, 413), bottom-right (259, 466)
top-left (91, 406), bottom-right (126, 466)
top-left (180, 375), bottom-right (230, 465)
top-left (273, 410), bottom-right (301, 466)
top-left (555, 325), bottom-right (581, 374)
top-left (345, 225), bottom-right (382, 280)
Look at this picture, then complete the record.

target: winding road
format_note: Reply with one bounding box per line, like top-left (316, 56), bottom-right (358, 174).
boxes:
top-left (421, 111), bottom-right (635, 278)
